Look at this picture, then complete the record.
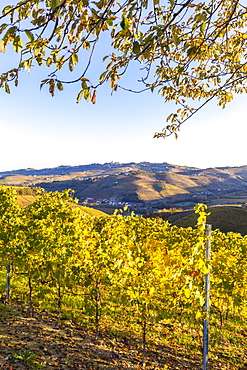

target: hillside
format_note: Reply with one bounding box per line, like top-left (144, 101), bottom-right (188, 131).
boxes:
top-left (145, 206), bottom-right (247, 235)
top-left (13, 187), bottom-right (106, 216)
top-left (0, 163), bottom-right (247, 211)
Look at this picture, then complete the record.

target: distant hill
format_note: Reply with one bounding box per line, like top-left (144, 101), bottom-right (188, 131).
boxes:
top-left (145, 206), bottom-right (247, 235)
top-left (0, 162), bottom-right (177, 177)
top-left (0, 162), bottom-right (247, 210)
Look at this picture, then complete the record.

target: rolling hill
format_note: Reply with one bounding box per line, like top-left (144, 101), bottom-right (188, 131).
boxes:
top-left (0, 162), bottom-right (246, 211)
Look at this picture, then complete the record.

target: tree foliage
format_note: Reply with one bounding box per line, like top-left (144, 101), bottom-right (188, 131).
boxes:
top-left (0, 0), bottom-right (247, 135)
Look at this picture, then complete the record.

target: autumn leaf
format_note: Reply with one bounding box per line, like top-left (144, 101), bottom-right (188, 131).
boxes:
top-left (91, 89), bottom-right (97, 104)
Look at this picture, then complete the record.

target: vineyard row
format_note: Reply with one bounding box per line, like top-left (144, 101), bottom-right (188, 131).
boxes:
top-left (0, 187), bottom-right (247, 349)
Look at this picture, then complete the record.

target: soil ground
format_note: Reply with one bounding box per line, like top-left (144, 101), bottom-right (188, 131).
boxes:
top-left (0, 302), bottom-right (203, 370)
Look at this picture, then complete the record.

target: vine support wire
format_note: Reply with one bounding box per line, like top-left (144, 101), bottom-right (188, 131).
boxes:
top-left (203, 224), bottom-right (212, 370)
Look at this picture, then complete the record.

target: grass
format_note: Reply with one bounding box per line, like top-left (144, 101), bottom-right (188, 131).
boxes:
top-left (77, 205), bottom-right (106, 216)
top-left (17, 195), bottom-right (39, 207)
top-left (11, 350), bottom-right (44, 369)
top-left (159, 183), bottom-right (189, 197)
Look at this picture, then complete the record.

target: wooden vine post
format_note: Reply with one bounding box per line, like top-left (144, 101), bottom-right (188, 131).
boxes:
top-left (6, 261), bottom-right (11, 301)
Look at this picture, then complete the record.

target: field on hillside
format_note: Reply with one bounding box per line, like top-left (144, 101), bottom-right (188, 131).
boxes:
top-left (146, 205), bottom-right (247, 235)
top-left (12, 187), bottom-right (106, 216)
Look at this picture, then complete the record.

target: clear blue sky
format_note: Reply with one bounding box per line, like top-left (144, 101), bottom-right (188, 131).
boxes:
top-left (1, 46), bottom-right (247, 172)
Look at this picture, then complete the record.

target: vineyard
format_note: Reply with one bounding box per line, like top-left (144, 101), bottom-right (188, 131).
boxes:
top-left (0, 186), bottom-right (247, 369)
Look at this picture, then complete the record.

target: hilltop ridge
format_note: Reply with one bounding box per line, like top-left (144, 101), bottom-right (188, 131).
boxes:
top-left (0, 162), bottom-right (184, 177)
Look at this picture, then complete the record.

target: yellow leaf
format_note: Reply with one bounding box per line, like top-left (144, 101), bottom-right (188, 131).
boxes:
top-left (0, 40), bottom-right (6, 53)
top-left (5, 82), bottom-right (10, 94)
top-left (184, 288), bottom-right (191, 298)
top-left (196, 310), bottom-right (202, 320)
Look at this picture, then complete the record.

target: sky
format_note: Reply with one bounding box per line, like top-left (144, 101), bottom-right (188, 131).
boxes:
top-left (0, 44), bottom-right (247, 172)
